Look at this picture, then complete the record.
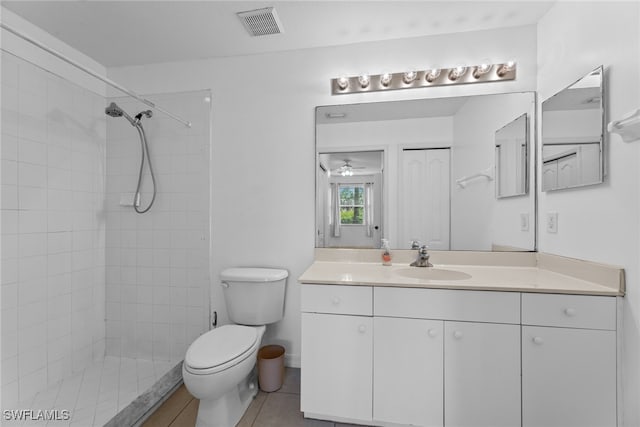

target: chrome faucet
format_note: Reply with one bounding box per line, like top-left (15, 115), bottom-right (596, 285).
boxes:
top-left (410, 245), bottom-right (433, 267)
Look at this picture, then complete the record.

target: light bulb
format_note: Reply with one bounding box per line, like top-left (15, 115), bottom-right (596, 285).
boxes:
top-left (472, 63), bottom-right (492, 78)
top-left (497, 61), bottom-right (516, 77)
top-left (336, 76), bottom-right (349, 90)
top-left (380, 73), bottom-right (392, 87)
top-left (403, 71), bottom-right (417, 84)
top-left (448, 66), bottom-right (467, 81)
top-left (425, 69), bottom-right (441, 82)
top-left (358, 74), bottom-right (370, 88)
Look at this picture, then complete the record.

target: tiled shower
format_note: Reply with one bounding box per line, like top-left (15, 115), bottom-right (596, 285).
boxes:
top-left (1, 50), bottom-right (211, 424)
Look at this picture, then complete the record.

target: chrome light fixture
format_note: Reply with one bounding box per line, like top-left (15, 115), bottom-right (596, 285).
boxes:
top-left (331, 61), bottom-right (517, 95)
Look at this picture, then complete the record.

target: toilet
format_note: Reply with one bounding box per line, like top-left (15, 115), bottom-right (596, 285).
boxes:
top-left (182, 267), bottom-right (288, 427)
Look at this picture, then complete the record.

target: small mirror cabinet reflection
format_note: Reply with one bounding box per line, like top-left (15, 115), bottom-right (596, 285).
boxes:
top-left (542, 66), bottom-right (605, 191)
top-left (495, 114), bottom-right (529, 198)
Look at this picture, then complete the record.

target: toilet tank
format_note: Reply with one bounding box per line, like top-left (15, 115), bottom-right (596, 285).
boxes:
top-left (220, 268), bottom-right (288, 326)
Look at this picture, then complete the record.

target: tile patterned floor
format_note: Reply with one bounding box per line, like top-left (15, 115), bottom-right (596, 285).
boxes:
top-left (144, 368), bottom-right (371, 427)
top-left (4, 356), bottom-right (179, 427)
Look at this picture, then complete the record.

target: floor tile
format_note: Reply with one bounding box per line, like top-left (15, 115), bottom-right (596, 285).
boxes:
top-left (142, 385), bottom-right (194, 427)
top-left (236, 391), bottom-right (268, 427)
top-left (252, 392), bottom-right (333, 427)
top-left (168, 398), bottom-right (198, 427)
top-left (277, 368), bottom-right (300, 395)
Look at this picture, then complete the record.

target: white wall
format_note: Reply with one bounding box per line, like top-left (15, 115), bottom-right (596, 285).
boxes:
top-left (536, 2), bottom-right (640, 426)
top-left (1, 52), bottom-right (106, 407)
top-left (1, 6), bottom-right (109, 406)
top-left (108, 25), bottom-right (537, 366)
top-left (0, 7), bottom-right (107, 96)
top-left (104, 91), bottom-right (210, 362)
top-left (452, 93), bottom-right (535, 251)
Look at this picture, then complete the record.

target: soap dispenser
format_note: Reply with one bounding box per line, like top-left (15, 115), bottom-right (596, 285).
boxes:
top-left (381, 238), bottom-right (392, 266)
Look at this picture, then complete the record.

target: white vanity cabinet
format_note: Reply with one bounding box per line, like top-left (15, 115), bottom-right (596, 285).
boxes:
top-left (374, 287), bottom-right (521, 427)
top-left (301, 284), bottom-right (619, 427)
top-left (521, 293), bottom-right (617, 427)
top-left (300, 285), bottom-right (373, 424)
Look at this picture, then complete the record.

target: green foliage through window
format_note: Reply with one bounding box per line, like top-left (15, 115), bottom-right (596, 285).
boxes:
top-left (339, 185), bottom-right (365, 225)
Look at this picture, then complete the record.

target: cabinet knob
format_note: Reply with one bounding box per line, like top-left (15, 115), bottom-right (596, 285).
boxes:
top-left (358, 325), bottom-right (366, 333)
top-left (331, 297), bottom-right (341, 305)
top-left (532, 336), bottom-right (544, 345)
top-left (564, 307), bottom-right (577, 317)
top-left (427, 329), bottom-right (437, 338)
top-left (453, 331), bottom-right (463, 340)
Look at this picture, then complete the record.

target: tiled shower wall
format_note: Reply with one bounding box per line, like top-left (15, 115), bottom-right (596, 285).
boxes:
top-left (1, 52), bottom-right (107, 407)
top-left (104, 91), bottom-right (210, 361)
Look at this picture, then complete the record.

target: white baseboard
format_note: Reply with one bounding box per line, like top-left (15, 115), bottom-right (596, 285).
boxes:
top-left (285, 353), bottom-right (300, 368)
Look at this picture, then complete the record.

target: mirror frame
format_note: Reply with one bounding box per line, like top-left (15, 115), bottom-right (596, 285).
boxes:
top-left (541, 65), bottom-right (605, 192)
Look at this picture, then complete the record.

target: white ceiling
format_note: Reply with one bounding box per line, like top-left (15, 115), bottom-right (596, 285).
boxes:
top-left (2, 1), bottom-right (555, 67)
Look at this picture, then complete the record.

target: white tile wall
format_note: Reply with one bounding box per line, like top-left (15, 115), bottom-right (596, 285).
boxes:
top-left (1, 51), bottom-right (107, 407)
top-left (104, 91), bottom-right (211, 361)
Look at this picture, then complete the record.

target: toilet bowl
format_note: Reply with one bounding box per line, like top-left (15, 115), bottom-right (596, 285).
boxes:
top-left (182, 267), bottom-right (288, 427)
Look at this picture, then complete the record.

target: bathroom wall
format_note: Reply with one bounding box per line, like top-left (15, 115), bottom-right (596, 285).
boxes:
top-left (1, 8), bottom-right (108, 407)
top-left (108, 24), bottom-right (537, 366)
top-left (536, 2), bottom-right (640, 426)
top-left (451, 93), bottom-right (535, 251)
top-left (104, 91), bottom-right (210, 361)
top-left (1, 52), bottom-right (106, 406)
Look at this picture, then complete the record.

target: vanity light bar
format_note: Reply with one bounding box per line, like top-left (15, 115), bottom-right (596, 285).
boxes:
top-left (331, 62), bottom-right (516, 95)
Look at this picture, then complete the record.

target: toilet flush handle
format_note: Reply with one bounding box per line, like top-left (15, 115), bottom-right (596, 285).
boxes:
top-left (221, 281), bottom-right (229, 288)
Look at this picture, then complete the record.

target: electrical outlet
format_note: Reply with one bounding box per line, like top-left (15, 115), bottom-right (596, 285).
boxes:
top-left (520, 213), bottom-right (530, 231)
top-left (546, 212), bottom-right (558, 233)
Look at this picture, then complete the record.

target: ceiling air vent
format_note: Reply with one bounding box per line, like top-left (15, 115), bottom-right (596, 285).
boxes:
top-left (237, 7), bottom-right (284, 37)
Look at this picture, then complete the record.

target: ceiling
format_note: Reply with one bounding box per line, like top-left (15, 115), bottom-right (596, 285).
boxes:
top-left (2, 1), bottom-right (555, 67)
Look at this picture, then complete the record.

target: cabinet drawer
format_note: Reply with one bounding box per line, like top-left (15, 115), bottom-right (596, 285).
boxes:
top-left (374, 287), bottom-right (520, 324)
top-left (522, 293), bottom-right (616, 330)
top-left (301, 284), bottom-right (372, 315)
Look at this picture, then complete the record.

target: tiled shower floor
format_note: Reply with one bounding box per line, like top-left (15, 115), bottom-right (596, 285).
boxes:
top-left (4, 356), bottom-right (179, 427)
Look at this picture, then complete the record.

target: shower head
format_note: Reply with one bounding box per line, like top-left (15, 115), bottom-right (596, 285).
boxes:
top-left (105, 102), bottom-right (137, 126)
top-left (105, 102), bottom-right (123, 117)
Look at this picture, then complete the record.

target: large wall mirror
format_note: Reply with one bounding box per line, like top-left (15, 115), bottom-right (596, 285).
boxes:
top-left (316, 92), bottom-right (536, 251)
top-left (542, 66), bottom-right (604, 191)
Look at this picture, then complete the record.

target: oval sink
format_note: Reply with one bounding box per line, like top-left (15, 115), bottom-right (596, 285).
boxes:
top-left (394, 268), bottom-right (471, 281)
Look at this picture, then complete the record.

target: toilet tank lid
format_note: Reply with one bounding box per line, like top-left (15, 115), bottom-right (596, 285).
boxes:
top-left (220, 268), bottom-right (288, 282)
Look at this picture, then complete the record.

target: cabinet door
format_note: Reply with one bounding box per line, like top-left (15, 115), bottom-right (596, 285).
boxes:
top-left (542, 160), bottom-right (558, 190)
top-left (522, 326), bottom-right (616, 427)
top-left (444, 322), bottom-right (521, 427)
top-left (374, 317), bottom-right (443, 427)
top-left (301, 313), bottom-right (372, 422)
top-left (558, 154), bottom-right (578, 188)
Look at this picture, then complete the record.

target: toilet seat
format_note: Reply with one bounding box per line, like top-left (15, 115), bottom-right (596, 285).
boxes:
top-left (184, 325), bottom-right (259, 375)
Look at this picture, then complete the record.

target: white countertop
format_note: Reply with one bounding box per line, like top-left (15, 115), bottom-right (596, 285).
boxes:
top-left (298, 260), bottom-right (623, 296)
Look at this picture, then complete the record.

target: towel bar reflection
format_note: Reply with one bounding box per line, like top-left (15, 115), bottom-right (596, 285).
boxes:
top-left (456, 166), bottom-right (495, 189)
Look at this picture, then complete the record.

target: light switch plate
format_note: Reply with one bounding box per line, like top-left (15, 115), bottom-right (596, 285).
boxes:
top-left (546, 212), bottom-right (558, 233)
